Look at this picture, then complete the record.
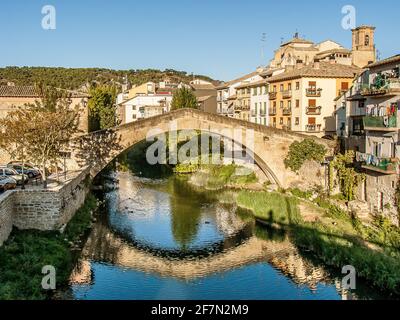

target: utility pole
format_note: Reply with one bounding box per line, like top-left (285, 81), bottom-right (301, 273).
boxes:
top-left (261, 33), bottom-right (267, 65)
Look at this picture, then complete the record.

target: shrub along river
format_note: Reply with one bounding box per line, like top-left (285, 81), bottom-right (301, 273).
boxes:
top-left (59, 157), bottom-right (389, 300)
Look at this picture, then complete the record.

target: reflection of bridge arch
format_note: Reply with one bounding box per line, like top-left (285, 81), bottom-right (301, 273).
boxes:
top-left (109, 221), bottom-right (254, 260)
top-left (68, 109), bottom-right (335, 189)
top-left (72, 219), bottom-right (331, 290)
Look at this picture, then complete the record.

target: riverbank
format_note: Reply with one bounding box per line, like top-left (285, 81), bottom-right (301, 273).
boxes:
top-left (180, 163), bottom-right (400, 296)
top-left (0, 194), bottom-right (97, 300)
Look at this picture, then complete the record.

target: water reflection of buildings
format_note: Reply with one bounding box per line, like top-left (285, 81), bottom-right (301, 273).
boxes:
top-left (70, 218), bottom-right (343, 297)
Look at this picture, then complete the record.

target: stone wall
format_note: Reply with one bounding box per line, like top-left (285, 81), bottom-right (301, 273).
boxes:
top-left (0, 191), bottom-right (14, 246)
top-left (355, 172), bottom-right (399, 226)
top-left (0, 168), bottom-right (90, 245)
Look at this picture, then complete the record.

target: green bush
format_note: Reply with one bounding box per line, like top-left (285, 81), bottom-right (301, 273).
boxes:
top-left (0, 193), bottom-right (97, 300)
top-left (284, 139), bottom-right (327, 172)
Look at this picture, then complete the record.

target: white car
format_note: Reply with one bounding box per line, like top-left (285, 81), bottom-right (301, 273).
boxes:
top-left (0, 167), bottom-right (28, 185)
top-left (0, 176), bottom-right (17, 191)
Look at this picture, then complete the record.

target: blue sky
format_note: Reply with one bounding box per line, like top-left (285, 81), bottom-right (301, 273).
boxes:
top-left (0, 0), bottom-right (398, 81)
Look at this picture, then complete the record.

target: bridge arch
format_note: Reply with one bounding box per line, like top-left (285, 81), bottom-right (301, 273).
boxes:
top-left (68, 109), bottom-right (335, 190)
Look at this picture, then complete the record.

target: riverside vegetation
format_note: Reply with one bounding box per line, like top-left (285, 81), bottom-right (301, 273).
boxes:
top-left (0, 194), bottom-right (97, 300)
top-left (173, 152), bottom-right (400, 296)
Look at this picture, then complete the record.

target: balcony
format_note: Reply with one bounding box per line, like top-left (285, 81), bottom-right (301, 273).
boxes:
top-left (269, 92), bottom-right (277, 100)
top-left (305, 124), bottom-right (322, 133)
top-left (361, 79), bottom-right (400, 97)
top-left (220, 108), bottom-right (234, 115)
top-left (306, 106), bottom-right (322, 115)
top-left (282, 90), bottom-right (292, 99)
top-left (282, 107), bottom-right (292, 115)
top-left (358, 153), bottom-right (398, 175)
top-left (305, 88), bottom-right (322, 97)
top-left (269, 108), bottom-right (277, 116)
top-left (363, 115), bottom-right (397, 131)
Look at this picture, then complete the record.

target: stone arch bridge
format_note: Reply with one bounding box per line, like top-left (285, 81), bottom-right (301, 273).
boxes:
top-left (68, 109), bottom-right (335, 189)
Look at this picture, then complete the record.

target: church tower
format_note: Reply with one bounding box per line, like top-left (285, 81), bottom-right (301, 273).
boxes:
top-left (351, 25), bottom-right (376, 68)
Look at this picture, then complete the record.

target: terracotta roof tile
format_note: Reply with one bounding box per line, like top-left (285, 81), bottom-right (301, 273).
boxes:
top-left (0, 85), bottom-right (89, 98)
top-left (266, 62), bottom-right (362, 83)
top-left (367, 54), bottom-right (400, 68)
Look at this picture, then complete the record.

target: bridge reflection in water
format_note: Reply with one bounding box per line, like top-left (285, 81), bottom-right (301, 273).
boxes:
top-left (68, 172), bottom-right (353, 300)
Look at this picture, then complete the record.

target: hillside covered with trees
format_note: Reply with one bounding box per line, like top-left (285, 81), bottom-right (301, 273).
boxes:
top-left (0, 67), bottom-right (219, 91)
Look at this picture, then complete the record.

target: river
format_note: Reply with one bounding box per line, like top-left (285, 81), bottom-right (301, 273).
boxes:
top-left (64, 168), bottom-right (385, 300)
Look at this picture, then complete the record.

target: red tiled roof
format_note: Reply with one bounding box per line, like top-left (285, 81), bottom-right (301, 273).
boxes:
top-left (0, 85), bottom-right (89, 98)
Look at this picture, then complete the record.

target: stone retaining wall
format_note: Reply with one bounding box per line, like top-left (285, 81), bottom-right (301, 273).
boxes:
top-left (0, 191), bottom-right (14, 246)
top-left (0, 168), bottom-right (90, 246)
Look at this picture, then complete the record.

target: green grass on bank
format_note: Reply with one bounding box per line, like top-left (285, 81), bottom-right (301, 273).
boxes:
top-left (0, 193), bottom-right (97, 300)
top-left (187, 164), bottom-right (258, 190)
top-left (234, 189), bottom-right (400, 295)
top-left (236, 190), bottom-right (300, 225)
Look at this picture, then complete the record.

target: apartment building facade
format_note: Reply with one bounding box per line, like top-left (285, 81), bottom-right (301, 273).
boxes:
top-left (267, 61), bottom-right (360, 137)
top-left (249, 80), bottom-right (269, 126)
top-left (335, 54), bottom-right (400, 222)
top-left (216, 71), bottom-right (263, 117)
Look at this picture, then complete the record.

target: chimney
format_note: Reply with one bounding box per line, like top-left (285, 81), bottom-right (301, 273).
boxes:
top-left (313, 59), bottom-right (320, 69)
top-left (296, 59), bottom-right (304, 69)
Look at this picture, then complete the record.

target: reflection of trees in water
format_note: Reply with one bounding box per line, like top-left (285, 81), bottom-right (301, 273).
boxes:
top-left (117, 140), bottom-right (172, 179)
top-left (169, 178), bottom-right (202, 249)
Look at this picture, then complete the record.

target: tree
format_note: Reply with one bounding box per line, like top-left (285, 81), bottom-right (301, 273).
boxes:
top-left (170, 87), bottom-right (198, 110)
top-left (284, 139), bottom-right (327, 172)
top-left (0, 109), bottom-right (31, 188)
top-left (0, 87), bottom-right (81, 188)
top-left (88, 85), bottom-right (118, 131)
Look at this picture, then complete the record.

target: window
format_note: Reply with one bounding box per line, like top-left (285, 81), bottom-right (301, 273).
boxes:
top-left (296, 100), bottom-right (300, 108)
top-left (280, 84), bottom-right (284, 92)
top-left (352, 117), bottom-right (364, 135)
top-left (273, 101), bottom-right (277, 108)
top-left (288, 100), bottom-right (292, 108)
top-left (365, 34), bottom-right (370, 46)
top-left (280, 101), bottom-right (283, 108)
top-left (280, 117), bottom-right (283, 125)
top-left (288, 83), bottom-right (292, 91)
top-left (273, 85), bottom-right (277, 92)
top-left (378, 192), bottom-right (384, 211)
top-left (358, 101), bottom-right (365, 108)
top-left (295, 117), bottom-right (299, 125)
top-left (308, 99), bottom-right (316, 107)
top-left (132, 105), bottom-right (136, 110)
top-left (308, 117), bottom-right (316, 125)
top-left (263, 102), bottom-right (267, 112)
top-left (341, 82), bottom-right (349, 90)
top-left (391, 142), bottom-right (396, 158)
top-left (308, 81), bottom-right (316, 89)
top-left (272, 117), bottom-right (276, 127)
top-left (132, 114), bottom-right (136, 119)
top-left (373, 142), bottom-right (382, 157)
top-left (295, 82), bottom-right (300, 90)
top-left (253, 88), bottom-right (257, 96)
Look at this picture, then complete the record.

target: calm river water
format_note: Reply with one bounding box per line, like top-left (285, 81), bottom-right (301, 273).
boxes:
top-left (65, 169), bottom-right (385, 300)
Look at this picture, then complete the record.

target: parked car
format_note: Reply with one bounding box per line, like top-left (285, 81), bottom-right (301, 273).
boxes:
top-left (0, 167), bottom-right (28, 185)
top-left (0, 176), bottom-right (17, 192)
top-left (7, 163), bottom-right (41, 179)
